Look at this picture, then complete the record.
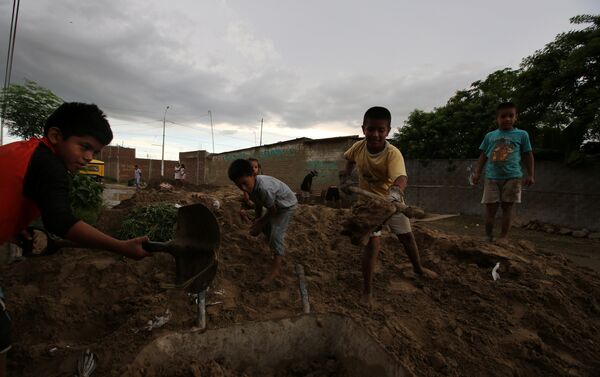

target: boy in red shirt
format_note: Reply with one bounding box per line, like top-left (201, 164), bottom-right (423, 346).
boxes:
top-left (0, 102), bottom-right (149, 375)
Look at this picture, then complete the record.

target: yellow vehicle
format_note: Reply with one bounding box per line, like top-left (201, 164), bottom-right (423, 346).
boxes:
top-left (78, 159), bottom-right (105, 182)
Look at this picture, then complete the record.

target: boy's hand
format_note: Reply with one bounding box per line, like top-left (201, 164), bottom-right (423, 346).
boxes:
top-left (249, 218), bottom-right (266, 237)
top-left (387, 186), bottom-right (404, 202)
top-left (119, 236), bottom-right (151, 260)
top-left (523, 175), bottom-right (535, 186)
top-left (471, 173), bottom-right (481, 185)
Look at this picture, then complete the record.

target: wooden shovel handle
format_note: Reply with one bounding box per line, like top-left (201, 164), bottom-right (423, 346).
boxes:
top-left (346, 186), bottom-right (424, 218)
top-left (141, 241), bottom-right (172, 253)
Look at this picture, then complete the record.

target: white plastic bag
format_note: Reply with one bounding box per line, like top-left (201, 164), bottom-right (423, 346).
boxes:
top-left (492, 262), bottom-right (500, 281)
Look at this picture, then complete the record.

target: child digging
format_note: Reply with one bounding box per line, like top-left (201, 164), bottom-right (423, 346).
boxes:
top-left (344, 106), bottom-right (437, 306)
top-left (0, 102), bottom-right (149, 376)
top-left (472, 102), bottom-right (534, 243)
top-left (228, 159), bottom-right (297, 284)
top-left (239, 158), bottom-right (261, 222)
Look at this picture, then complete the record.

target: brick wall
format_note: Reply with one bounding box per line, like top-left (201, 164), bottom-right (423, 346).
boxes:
top-left (180, 150), bottom-right (208, 185)
top-left (98, 139), bottom-right (600, 230)
top-left (98, 145), bottom-right (178, 182)
top-left (204, 136), bottom-right (360, 192)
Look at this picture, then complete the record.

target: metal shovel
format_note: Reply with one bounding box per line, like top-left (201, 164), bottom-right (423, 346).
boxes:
top-left (141, 203), bottom-right (220, 329)
top-left (141, 203), bottom-right (220, 294)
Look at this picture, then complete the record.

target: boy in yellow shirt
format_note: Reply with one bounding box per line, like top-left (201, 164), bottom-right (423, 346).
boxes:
top-left (344, 106), bottom-right (437, 306)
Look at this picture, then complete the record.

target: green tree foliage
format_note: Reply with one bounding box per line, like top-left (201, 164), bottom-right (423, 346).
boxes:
top-left (1, 80), bottom-right (63, 139)
top-left (392, 15), bottom-right (600, 161)
top-left (70, 174), bottom-right (104, 224)
top-left (518, 14), bottom-right (600, 159)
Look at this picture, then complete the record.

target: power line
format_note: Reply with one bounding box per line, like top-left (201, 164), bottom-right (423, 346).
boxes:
top-left (1, 0), bottom-right (21, 145)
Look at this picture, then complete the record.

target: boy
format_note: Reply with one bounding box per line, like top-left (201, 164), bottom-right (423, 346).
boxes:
top-left (173, 162), bottom-right (181, 182)
top-left (134, 164), bottom-right (142, 189)
top-left (300, 170), bottom-right (317, 203)
top-left (228, 159), bottom-right (297, 284)
top-left (0, 103), bottom-right (149, 375)
top-left (344, 106), bottom-right (437, 306)
top-left (240, 158), bottom-right (261, 222)
top-left (472, 102), bottom-right (534, 242)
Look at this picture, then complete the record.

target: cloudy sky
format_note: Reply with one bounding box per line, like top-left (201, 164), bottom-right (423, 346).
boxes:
top-left (1, 0), bottom-right (598, 159)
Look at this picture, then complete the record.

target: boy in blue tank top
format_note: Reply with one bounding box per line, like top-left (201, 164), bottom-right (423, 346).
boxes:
top-left (472, 102), bottom-right (535, 242)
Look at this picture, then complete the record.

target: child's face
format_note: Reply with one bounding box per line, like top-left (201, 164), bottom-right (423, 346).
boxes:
top-left (363, 119), bottom-right (391, 151)
top-left (235, 175), bottom-right (256, 194)
top-left (47, 127), bottom-right (103, 172)
top-left (497, 108), bottom-right (517, 130)
top-left (250, 161), bottom-right (260, 176)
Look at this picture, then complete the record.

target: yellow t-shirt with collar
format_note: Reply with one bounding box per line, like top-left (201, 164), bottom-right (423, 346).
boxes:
top-left (343, 140), bottom-right (407, 198)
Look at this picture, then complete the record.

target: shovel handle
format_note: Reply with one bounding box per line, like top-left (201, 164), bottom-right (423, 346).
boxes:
top-left (142, 241), bottom-right (172, 253)
top-left (346, 186), bottom-right (424, 218)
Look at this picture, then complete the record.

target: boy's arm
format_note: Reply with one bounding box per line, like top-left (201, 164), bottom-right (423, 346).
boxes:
top-left (389, 175), bottom-right (408, 201)
top-left (522, 151), bottom-right (535, 186)
top-left (345, 159), bottom-right (356, 177)
top-left (65, 221), bottom-right (150, 259)
top-left (472, 152), bottom-right (487, 185)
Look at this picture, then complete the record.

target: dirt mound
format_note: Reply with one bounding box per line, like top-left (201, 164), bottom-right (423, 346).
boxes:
top-left (145, 179), bottom-right (220, 192)
top-left (145, 357), bottom-right (348, 377)
top-left (2, 186), bottom-right (600, 376)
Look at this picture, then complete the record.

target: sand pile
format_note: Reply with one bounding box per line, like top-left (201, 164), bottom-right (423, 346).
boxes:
top-left (1, 186), bottom-right (599, 376)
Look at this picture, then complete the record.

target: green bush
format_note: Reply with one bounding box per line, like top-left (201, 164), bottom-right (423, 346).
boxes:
top-left (70, 174), bottom-right (104, 224)
top-left (119, 203), bottom-right (178, 242)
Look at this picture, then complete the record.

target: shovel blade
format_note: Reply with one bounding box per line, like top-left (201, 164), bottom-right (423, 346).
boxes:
top-left (173, 203), bottom-right (220, 293)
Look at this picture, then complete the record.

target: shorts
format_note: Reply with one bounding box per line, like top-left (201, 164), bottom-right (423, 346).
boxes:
top-left (301, 190), bottom-right (310, 199)
top-left (264, 205), bottom-right (296, 256)
top-left (371, 212), bottom-right (412, 237)
top-left (482, 178), bottom-right (522, 204)
top-left (0, 289), bottom-right (11, 354)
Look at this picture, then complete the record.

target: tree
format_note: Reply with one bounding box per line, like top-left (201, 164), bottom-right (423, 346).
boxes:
top-left (392, 14), bottom-right (600, 161)
top-left (517, 15), bottom-right (600, 159)
top-left (392, 69), bottom-right (519, 159)
top-left (0, 80), bottom-right (63, 139)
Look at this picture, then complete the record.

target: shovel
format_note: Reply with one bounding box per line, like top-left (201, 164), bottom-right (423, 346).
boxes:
top-left (141, 203), bottom-right (219, 329)
top-left (22, 203), bottom-right (220, 328)
top-left (341, 185), bottom-right (425, 246)
top-left (141, 203), bottom-right (220, 294)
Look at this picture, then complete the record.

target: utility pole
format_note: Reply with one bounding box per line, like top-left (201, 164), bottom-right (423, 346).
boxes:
top-left (1, 0), bottom-right (21, 146)
top-left (260, 118), bottom-right (263, 146)
top-left (208, 110), bottom-right (214, 153)
top-left (161, 105), bottom-right (170, 177)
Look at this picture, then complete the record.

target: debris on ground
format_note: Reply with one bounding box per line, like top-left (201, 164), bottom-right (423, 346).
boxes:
top-left (2, 185), bottom-right (600, 376)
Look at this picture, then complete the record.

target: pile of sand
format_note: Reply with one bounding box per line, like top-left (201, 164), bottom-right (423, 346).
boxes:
top-left (1, 186), bottom-right (599, 376)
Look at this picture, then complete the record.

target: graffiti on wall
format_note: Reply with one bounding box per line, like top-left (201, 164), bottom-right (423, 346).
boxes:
top-left (220, 148), bottom-right (298, 162)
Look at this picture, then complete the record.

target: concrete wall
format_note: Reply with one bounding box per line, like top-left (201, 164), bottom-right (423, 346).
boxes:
top-left (97, 140), bottom-right (600, 230)
top-left (180, 150), bottom-right (208, 185)
top-left (205, 137), bottom-right (360, 192)
top-left (405, 159), bottom-right (600, 231)
top-left (98, 145), bottom-right (178, 183)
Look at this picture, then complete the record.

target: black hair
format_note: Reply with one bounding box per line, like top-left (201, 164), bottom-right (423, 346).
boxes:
top-left (363, 106), bottom-right (392, 127)
top-left (181, 164), bottom-right (185, 168)
top-left (228, 159), bottom-right (254, 181)
top-left (44, 102), bottom-right (113, 145)
top-left (496, 102), bottom-right (517, 114)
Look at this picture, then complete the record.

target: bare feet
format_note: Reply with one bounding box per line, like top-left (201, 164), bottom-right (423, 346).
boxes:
top-left (495, 237), bottom-right (509, 245)
top-left (360, 292), bottom-right (373, 307)
top-left (374, 258), bottom-right (382, 274)
top-left (260, 256), bottom-right (283, 285)
top-left (416, 267), bottom-right (438, 279)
